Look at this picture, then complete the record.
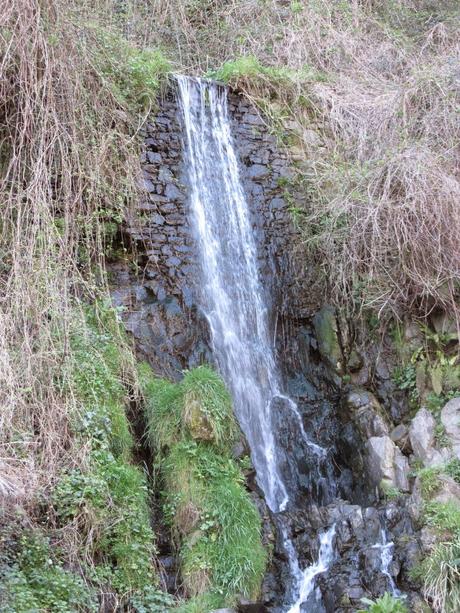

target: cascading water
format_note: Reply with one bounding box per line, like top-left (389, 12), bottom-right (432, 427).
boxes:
top-left (176, 75), bottom-right (335, 611)
top-left (176, 76), bottom-right (402, 613)
top-left (372, 529), bottom-right (400, 597)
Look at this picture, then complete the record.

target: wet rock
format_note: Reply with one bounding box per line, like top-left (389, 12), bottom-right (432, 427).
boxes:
top-left (164, 183), bottom-right (183, 200)
top-left (248, 164), bottom-right (269, 179)
top-left (312, 306), bottom-right (343, 373)
top-left (420, 526), bottom-right (438, 552)
top-left (441, 396), bottom-right (460, 458)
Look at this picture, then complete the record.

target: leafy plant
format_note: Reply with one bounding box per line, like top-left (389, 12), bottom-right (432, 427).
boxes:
top-left (2, 532), bottom-right (96, 613)
top-left (358, 592), bottom-right (408, 613)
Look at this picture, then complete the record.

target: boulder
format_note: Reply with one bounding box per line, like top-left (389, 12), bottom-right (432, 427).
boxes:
top-left (432, 474), bottom-right (460, 505)
top-left (390, 424), bottom-right (411, 453)
top-left (366, 436), bottom-right (410, 492)
top-left (409, 408), bottom-right (442, 466)
top-left (441, 397), bottom-right (460, 459)
top-left (184, 395), bottom-right (214, 441)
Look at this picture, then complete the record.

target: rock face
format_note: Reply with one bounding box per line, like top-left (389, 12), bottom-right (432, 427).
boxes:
top-left (441, 397), bottom-right (460, 458)
top-left (111, 89), bottom-right (304, 376)
top-left (111, 89), bottom-right (425, 612)
top-left (346, 388), bottom-right (389, 439)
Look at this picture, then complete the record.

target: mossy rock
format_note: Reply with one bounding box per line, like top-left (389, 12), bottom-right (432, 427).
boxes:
top-left (184, 395), bottom-right (215, 441)
top-left (313, 306), bottom-right (343, 373)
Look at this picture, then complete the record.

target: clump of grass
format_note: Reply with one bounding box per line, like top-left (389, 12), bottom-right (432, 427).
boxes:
top-left (163, 441), bottom-right (266, 604)
top-left (418, 466), bottom-right (442, 499)
top-left (424, 501), bottom-right (460, 536)
top-left (210, 55), bottom-right (300, 99)
top-left (141, 364), bottom-right (266, 607)
top-left (445, 458), bottom-right (460, 484)
top-left (142, 364), bottom-right (238, 451)
top-left (415, 537), bottom-right (460, 613)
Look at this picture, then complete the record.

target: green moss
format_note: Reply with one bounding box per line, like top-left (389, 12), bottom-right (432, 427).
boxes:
top-left (312, 306), bottom-right (342, 371)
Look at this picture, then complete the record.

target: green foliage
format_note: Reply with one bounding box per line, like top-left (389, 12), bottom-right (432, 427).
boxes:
top-left (51, 304), bottom-right (161, 607)
top-left (182, 366), bottom-right (238, 447)
top-left (141, 362), bottom-right (266, 607)
top-left (418, 466), bottom-right (441, 499)
top-left (2, 532), bottom-right (95, 613)
top-left (68, 303), bottom-right (134, 460)
top-left (445, 458), bottom-right (460, 484)
top-left (358, 592), bottom-right (408, 613)
top-left (380, 480), bottom-right (402, 500)
top-left (392, 363), bottom-right (418, 406)
top-left (174, 592), bottom-right (226, 612)
top-left (89, 26), bottom-right (171, 109)
top-left (424, 501), bottom-right (460, 535)
top-left (209, 55), bottom-right (299, 96)
top-left (163, 440), bottom-right (266, 604)
top-left (142, 364), bottom-right (238, 451)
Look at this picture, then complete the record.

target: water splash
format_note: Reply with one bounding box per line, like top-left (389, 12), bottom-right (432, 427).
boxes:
top-left (284, 524), bottom-right (336, 613)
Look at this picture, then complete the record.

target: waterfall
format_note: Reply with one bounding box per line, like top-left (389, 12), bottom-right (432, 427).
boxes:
top-left (176, 75), bottom-right (334, 610)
